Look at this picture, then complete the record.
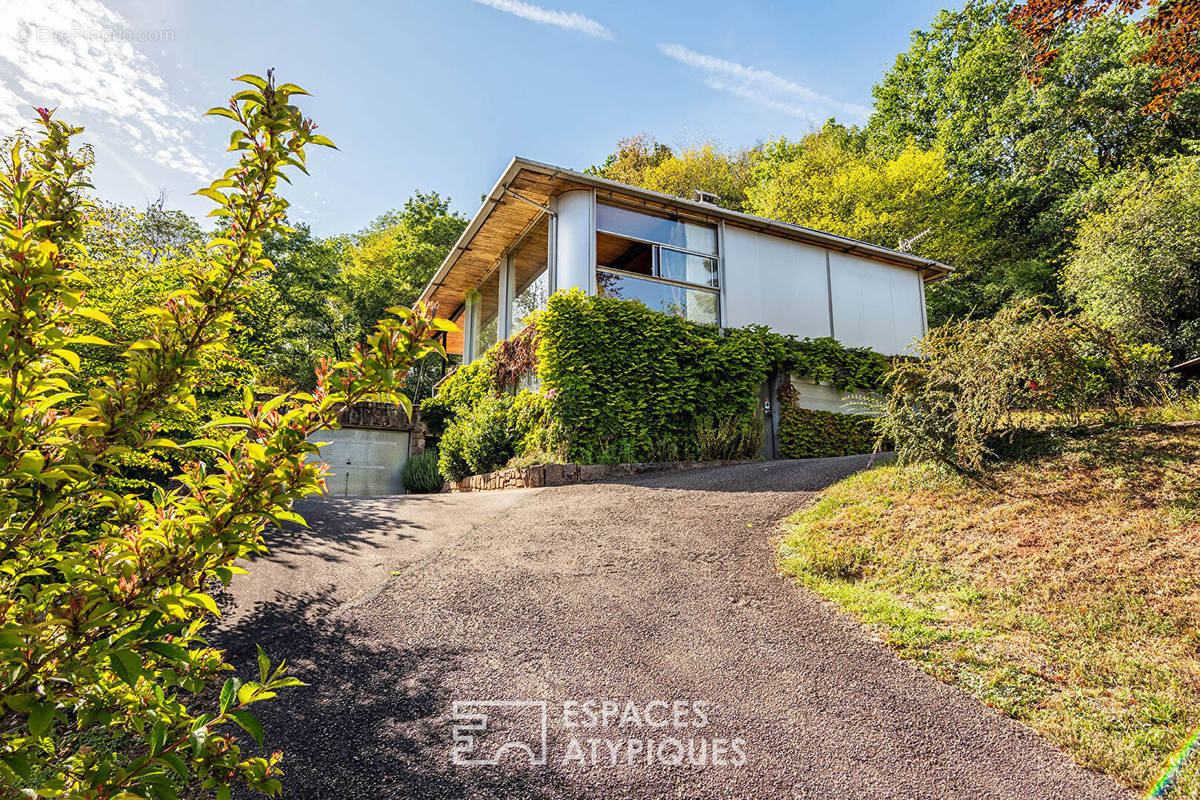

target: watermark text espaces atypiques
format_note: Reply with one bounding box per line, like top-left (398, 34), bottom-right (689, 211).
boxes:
top-left (452, 699), bottom-right (747, 769)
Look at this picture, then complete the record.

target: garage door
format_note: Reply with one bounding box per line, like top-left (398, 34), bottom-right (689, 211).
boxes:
top-left (308, 427), bottom-right (411, 497)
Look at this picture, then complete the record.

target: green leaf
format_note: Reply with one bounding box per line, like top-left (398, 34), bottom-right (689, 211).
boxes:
top-left (189, 726), bottom-right (208, 757)
top-left (27, 702), bottom-right (53, 737)
top-left (233, 73), bottom-right (269, 90)
top-left (109, 650), bottom-right (143, 687)
top-left (143, 641), bottom-right (188, 661)
top-left (159, 751), bottom-right (189, 781)
top-left (227, 709), bottom-right (264, 748)
top-left (74, 306), bottom-right (115, 327)
top-left (256, 645), bottom-right (270, 683)
top-left (219, 678), bottom-right (240, 714)
top-left (149, 720), bottom-right (167, 755)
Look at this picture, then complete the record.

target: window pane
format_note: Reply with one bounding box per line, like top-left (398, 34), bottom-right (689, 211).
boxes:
top-left (513, 270), bottom-right (548, 329)
top-left (659, 247), bottom-right (719, 287)
top-left (596, 203), bottom-right (717, 255)
top-left (597, 230), bottom-right (652, 276)
top-left (512, 215), bottom-right (550, 329)
top-left (474, 268), bottom-right (500, 360)
top-left (596, 270), bottom-right (719, 326)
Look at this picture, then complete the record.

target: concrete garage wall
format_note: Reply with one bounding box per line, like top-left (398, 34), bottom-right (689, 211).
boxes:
top-left (722, 226), bottom-right (832, 340)
top-left (721, 225), bottom-right (927, 357)
top-left (310, 427), bottom-right (410, 497)
top-left (789, 375), bottom-right (878, 416)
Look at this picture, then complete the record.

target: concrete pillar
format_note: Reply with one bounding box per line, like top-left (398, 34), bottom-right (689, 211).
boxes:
top-left (555, 189), bottom-right (594, 294)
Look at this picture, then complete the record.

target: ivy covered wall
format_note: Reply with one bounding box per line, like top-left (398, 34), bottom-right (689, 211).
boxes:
top-left (423, 290), bottom-right (890, 479)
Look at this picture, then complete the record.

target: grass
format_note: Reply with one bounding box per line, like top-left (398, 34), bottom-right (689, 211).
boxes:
top-left (777, 419), bottom-right (1200, 797)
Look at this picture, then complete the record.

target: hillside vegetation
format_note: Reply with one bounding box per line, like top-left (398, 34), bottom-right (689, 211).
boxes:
top-left (778, 417), bottom-right (1200, 795)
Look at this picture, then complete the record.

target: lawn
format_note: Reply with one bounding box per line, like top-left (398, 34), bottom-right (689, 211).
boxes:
top-left (777, 420), bottom-right (1200, 797)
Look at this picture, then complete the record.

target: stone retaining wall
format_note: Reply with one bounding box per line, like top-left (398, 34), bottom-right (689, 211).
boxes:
top-left (444, 458), bottom-right (754, 493)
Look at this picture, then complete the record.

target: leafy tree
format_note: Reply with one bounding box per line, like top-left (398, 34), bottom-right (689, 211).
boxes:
top-left (0, 72), bottom-right (450, 798)
top-left (744, 123), bottom-right (989, 322)
top-left (1062, 154), bottom-right (1200, 360)
top-left (1011, 0), bottom-right (1200, 113)
top-left (258, 221), bottom-right (350, 387)
top-left (337, 191), bottom-right (467, 342)
top-left (585, 133), bottom-right (674, 185)
top-left (590, 136), bottom-right (757, 210)
top-left (867, 1), bottom-right (1200, 318)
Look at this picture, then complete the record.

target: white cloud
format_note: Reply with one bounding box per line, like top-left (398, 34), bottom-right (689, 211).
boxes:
top-left (472, 0), bottom-right (613, 40)
top-left (658, 43), bottom-right (869, 124)
top-left (0, 0), bottom-right (210, 180)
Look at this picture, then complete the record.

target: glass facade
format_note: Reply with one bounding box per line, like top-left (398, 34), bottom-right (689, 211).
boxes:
top-left (596, 270), bottom-right (719, 326)
top-left (473, 268), bottom-right (500, 361)
top-left (511, 215), bottom-right (550, 330)
top-left (596, 203), bottom-right (718, 256)
top-left (595, 203), bottom-right (720, 326)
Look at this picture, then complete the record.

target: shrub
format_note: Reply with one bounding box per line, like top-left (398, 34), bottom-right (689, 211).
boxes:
top-left (401, 449), bottom-right (444, 493)
top-left (695, 413), bottom-right (765, 461)
top-left (875, 299), bottom-right (1169, 473)
top-left (0, 75), bottom-right (451, 797)
top-left (776, 383), bottom-right (877, 459)
top-left (439, 394), bottom-right (518, 480)
top-left (424, 290), bottom-right (888, 476)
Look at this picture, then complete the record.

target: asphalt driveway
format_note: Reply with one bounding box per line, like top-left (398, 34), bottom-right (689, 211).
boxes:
top-left (214, 457), bottom-right (1131, 799)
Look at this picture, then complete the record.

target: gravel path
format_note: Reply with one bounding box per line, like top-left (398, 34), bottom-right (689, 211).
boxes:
top-left (216, 457), bottom-right (1131, 799)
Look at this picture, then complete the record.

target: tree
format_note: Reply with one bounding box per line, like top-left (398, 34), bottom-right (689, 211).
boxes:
top-left (259, 222), bottom-right (350, 387)
top-left (1011, 0), bottom-right (1200, 113)
top-left (585, 133), bottom-right (673, 186)
top-left (0, 72), bottom-right (451, 798)
top-left (866, 1), bottom-right (1200, 318)
top-left (337, 191), bottom-right (467, 343)
top-left (1062, 154), bottom-right (1200, 360)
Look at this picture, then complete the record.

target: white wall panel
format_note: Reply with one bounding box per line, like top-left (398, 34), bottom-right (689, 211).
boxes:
top-left (828, 251), bottom-right (925, 355)
top-left (722, 226), bottom-right (831, 338)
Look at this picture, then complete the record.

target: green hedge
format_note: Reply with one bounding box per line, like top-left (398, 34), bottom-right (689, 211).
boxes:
top-left (424, 290), bottom-right (889, 476)
top-left (776, 382), bottom-right (878, 459)
top-left (538, 290), bottom-right (886, 463)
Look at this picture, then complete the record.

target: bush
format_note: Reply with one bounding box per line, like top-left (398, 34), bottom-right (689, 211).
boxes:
top-left (439, 394), bottom-right (518, 480)
top-left (875, 299), bottom-right (1169, 473)
top-left (425, 290), bottom-right (888, 476)
top-left (0, 76), bottom-right (451, 797)
top-left (776, 383), bottom-right (877, 459)
top-left (401, 449), bottom-right (444, 493)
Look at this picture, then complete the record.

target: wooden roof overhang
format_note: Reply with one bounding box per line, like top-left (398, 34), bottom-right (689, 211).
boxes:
top-left (420, 158), bottom-right (957, 354)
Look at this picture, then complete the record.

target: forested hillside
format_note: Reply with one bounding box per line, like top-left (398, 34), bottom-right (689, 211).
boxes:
top-left (74, 0), bottom-right (1200, 401)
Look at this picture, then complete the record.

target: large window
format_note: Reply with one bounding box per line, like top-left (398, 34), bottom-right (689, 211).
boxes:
top-left (511, 215), bottom-right (550, 330)
top-left (473, 267), bottom-right (500, 361)
top-left (595, 203), bottom-right (719, 326)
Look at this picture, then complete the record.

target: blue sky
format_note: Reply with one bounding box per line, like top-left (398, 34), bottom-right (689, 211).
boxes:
top-left (0, 0), bottom-right (947, 235)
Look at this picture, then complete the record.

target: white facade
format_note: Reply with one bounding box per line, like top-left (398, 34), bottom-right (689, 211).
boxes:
top-left (463, 191), bottom-right (931, 361)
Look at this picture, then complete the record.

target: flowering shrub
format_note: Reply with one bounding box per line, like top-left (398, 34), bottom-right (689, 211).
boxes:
top-left (0, 73), bottom-right (451, 797)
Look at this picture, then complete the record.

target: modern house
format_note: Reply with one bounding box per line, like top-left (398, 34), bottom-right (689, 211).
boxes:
top-left (418, 157), bottom-right (952, 366)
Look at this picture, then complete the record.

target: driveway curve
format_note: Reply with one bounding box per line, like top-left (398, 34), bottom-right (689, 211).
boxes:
top-left (216, 456), bottom-right (1130, 800)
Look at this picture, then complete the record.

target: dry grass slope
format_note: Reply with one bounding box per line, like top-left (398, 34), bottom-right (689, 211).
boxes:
top-left (778, 421), bottom-right (1200, 797)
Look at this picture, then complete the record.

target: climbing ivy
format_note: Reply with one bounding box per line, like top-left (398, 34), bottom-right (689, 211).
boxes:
top-left (424, 290), bottom-right (889, 473)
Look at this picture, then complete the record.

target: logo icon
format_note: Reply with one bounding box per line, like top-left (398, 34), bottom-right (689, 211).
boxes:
top-left (451, 700), bottom-right (549, 766)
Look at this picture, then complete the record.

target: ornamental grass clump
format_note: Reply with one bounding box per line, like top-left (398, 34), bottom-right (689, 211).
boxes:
top-left (0, 72), bottom-right (451, 798)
